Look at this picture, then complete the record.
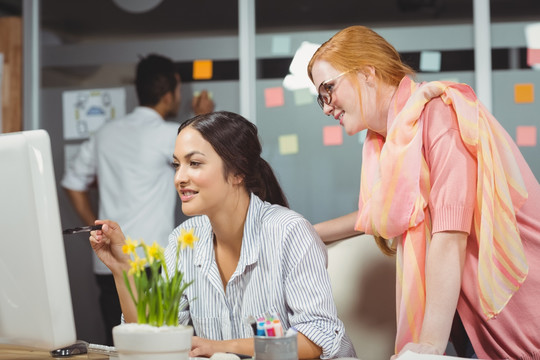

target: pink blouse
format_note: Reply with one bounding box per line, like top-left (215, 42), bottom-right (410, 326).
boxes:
top-left (419, 97), bottom-right (540, 359)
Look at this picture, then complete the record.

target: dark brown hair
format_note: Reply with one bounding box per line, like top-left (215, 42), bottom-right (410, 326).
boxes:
top-left (135, 54), bottom-right (178, 107)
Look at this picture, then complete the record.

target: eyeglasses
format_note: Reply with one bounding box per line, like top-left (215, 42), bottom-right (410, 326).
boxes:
top-left (316, 69), bottom-right (354, 109)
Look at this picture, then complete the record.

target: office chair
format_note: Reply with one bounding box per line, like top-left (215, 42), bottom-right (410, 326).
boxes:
top-left (326, 234), bottom-right (396, 360)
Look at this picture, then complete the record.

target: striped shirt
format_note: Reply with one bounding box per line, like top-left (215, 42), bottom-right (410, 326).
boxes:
top-left (164, 194), bottom-right (356, 359)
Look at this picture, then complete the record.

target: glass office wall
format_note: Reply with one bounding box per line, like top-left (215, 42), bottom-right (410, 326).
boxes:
top-left (25, 0), bottom-right (540, 347)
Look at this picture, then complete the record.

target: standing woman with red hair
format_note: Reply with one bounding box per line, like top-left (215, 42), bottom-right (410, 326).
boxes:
top-left (309, 25), bottom-right (540, 359)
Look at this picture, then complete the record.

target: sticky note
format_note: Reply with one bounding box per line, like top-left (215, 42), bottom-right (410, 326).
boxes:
top-left (293, 88), bottom-right (314, 106)
top-left (193, 91), bottom-right (213, 99)
top-left (525, 23), bottom-right (540, 48)
top-left (516, 126), bottom-right (537, 147)
top-left (323, 125), bottom-right (343, 146)
top-left (419, 51), bottom-right (442, 72)
top-left (527, 48), bottom-right (540, 67)
top-left (278, 134), bottom-right (299, 155)
top-left (514, 83), bottom-right (534, 103)
top-left (193, 60), bottom-right (213, 80)
top-left (272, 35), bottom-right (291, 55)
top-left (264, 87), bottom-right (285, 108)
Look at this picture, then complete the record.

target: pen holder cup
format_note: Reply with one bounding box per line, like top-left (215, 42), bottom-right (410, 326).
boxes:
top-left (254, 333), bottom-right (298, 360)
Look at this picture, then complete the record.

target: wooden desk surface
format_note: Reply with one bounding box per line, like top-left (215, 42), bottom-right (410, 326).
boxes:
top-left (0, 347), bottom-right (360, 360)
top-left (0, 345), bottom-right (110, 359)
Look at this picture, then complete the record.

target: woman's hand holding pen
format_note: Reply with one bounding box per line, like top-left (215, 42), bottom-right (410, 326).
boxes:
top-left (90, 220), bottom-right (141, 323)
top-left (89, 220), bottom-right (131, 275)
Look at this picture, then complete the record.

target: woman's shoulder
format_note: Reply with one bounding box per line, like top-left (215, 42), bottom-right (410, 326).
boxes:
top-left (255, 201), bottom-right (318, 245)
top-left (257, 200), bottom-right (307, 227)
top-left (422, 95), bottom-right (461, 150)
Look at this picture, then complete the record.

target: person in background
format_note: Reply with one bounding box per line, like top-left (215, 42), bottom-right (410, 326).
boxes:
top-left (61, 53), bottom-right (214, 345)
top-left (308, 25), bottom-right (540, 359)
top-left (89, 111), bottom-right (357, 359)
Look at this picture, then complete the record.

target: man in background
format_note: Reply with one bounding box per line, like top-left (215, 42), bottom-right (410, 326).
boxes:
top-left (61, 53), bottom-right (214, 345)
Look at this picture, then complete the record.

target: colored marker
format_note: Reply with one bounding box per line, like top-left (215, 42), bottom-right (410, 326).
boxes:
top-left (273, 319), bottom-right (283, 336)
top-left (265, 321), bottom-right (275, 336)
top-left (257, 321), bottom-right (266, 336)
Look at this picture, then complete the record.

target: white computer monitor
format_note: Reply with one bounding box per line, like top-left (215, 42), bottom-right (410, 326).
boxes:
top-left (0, 129), bottom-right (77, 350)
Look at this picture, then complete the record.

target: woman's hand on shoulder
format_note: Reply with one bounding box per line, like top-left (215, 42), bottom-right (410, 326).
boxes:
top-left (89, 220), bottom-right (130, 274)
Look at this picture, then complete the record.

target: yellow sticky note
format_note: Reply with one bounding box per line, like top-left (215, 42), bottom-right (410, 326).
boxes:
top-left (516, 126), bottom-right (537, 147)
top-left (193, 60), bottom-right (213, 80)
top-left (323, 125), bottom-right (343, 146)
top-left (193, 91), bottom-right (213, 99)
top-left (279, 134), bottom-right (299, 155)
top-left (265, 87), bottom-right (285, 108)
top-left (514, 83), bottom-right (534, 103)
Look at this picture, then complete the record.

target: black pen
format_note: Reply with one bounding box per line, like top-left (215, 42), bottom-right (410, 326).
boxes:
top-left (63, 225), bottom-right (103, 235)
top-left (245, 315), bottom-right (257, 336)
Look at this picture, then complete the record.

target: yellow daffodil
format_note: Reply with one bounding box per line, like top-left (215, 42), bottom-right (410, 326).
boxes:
top-left (122, 237), bottom-right (138, 255)
top-left (146, 241), bottom-right (163, 265)
top-left (178, 228), bottom-right (199, 249)
top-left (122, 229), bottom-right (195, 326)
top-left (128, 255), bottom-right (147, 276)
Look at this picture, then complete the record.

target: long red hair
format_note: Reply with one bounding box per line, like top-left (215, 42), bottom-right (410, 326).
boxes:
top-left (309, 26), bottom-right (415, 256)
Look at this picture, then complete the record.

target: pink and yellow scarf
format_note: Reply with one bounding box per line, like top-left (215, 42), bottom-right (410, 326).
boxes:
top-left (355, 76), bottom-right (528, 352)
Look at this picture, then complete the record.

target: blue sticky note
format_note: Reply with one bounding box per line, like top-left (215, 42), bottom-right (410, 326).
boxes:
top-left (272, 35), bottom-right (291, 55)
top-left (358, 130), bottom-right (367, 144)
top-left (420, 51), bottom-right (442, 72)
top-left (293, 88), bottom-right (314, 106)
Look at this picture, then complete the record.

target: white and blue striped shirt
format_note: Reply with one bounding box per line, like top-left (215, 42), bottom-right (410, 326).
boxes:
top-left (164, 194), bottom-right (356, 359)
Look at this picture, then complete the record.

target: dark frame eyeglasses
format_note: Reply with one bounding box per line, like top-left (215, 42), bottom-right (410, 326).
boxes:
top-left (316, 69), bottom-right (355, 109)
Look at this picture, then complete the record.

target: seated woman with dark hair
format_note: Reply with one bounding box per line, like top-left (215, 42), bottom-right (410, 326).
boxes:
top-left (89, 111), bottom-right (357, 359)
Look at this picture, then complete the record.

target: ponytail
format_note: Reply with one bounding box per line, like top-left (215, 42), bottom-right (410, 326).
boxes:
top-left (247, 158), bottom-right (289, 208)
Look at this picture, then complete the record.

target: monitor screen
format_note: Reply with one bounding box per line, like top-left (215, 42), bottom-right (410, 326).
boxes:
top-left (0, 129), bottom-right (77, 350)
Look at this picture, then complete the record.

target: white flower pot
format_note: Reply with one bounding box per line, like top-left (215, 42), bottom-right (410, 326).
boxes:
top-left (113, 323), bottom-right (193, 360)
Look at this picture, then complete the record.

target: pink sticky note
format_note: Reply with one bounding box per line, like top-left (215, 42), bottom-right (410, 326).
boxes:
top-left (516, 126), bottom-right (537, 147)
top-left (264, 87), bottom-right (285, 108)
top-left (323, 125), bottom-right (343, 146)
top-left (527, 48), bottom-right (540, 67)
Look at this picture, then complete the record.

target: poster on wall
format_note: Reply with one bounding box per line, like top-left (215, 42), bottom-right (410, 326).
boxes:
top-left (62, 87), bottom-right (126, 140)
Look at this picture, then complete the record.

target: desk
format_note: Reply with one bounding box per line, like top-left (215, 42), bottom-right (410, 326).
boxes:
top-left (0, 347), bottom-right (361, 360)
